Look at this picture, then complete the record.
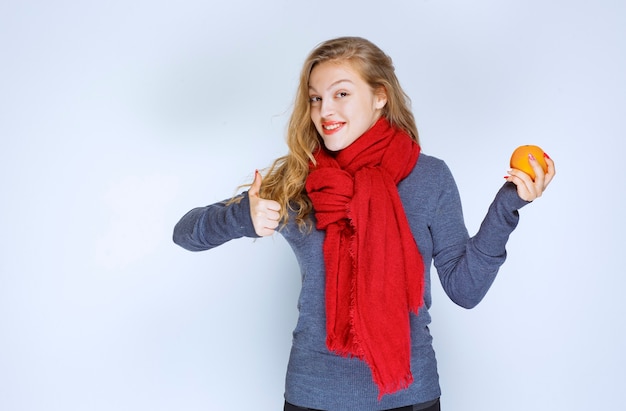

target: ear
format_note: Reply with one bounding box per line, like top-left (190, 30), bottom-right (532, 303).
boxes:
top-left (374, 86), bottom-right (388, 110)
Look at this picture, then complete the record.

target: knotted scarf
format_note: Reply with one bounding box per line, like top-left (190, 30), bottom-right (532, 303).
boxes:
top-left (305, 117), bottom-right (425, 399)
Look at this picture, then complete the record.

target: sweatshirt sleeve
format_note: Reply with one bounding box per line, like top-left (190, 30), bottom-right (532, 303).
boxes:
top-left (432, 176), bottom-right (530, 309)
top-left (172, 191), bottom-right (260, 252)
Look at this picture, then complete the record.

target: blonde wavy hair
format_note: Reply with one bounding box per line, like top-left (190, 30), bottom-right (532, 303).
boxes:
top-left (259, 36), bottom-right (419, 230)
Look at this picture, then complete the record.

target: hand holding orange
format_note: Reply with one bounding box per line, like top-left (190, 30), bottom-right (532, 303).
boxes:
top-left (510, 145), bottom-right (548, 181)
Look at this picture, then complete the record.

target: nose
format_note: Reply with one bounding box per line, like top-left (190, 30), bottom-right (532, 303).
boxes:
top-left (320, 98), bottom-right (335, 118)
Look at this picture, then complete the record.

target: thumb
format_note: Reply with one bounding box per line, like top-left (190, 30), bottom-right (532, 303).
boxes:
top-left (249, 170), bottom-right (262, 198)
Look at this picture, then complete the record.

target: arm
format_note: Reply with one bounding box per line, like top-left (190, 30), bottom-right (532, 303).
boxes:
top-left (172, 192), bottom-right (260, 251)
top-left (432, 173), bottom-right (529, 309)
top-left (173, 171), bottom-right (280, 251)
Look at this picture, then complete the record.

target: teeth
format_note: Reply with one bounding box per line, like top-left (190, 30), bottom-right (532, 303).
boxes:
top-left (323, 123), bottom-right (342, 130)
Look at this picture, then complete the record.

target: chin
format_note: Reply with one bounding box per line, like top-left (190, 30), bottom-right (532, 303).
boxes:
top-left (322, 141), bottom-right (345, 152)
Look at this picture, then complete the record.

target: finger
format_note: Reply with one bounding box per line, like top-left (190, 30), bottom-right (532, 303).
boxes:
top-left (508, 168), bottom-right (534, 186)
top-left (257, 217), bottom-right (279, 236)
top-left (528, 154), bottom-right (546, 192)
top-left (506, 170), bottom-right (536, 201)
top-left (266, 199), bottom-right (281, 212)
top-left (264, 218), bottom-right (280, 230)
top-left (258, 227), bottom-right (277, 237)
top-left (263, 207), bottom-right (281, 221)
top-left (255, 198), bottom-right (281, 215)
top-left (528, 153), bottom-right (545, 181)
top-left (543, 154), bottom-right (556, 187)
top-left (249, 169), bottom-right (262, 198)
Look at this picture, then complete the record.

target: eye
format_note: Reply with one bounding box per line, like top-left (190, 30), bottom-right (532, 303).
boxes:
top-left (309, 96), bottom-right (321, 104)
top-left (336, 91), bottom-right (349, 98)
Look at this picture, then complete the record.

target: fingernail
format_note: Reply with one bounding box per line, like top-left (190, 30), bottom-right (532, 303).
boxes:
top-left (543, 152), bottom-right (551, 159)
top-left (528, 153), bottom-right (536, 161)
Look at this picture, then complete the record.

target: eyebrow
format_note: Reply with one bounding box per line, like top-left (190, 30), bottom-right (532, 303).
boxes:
top-left (308, 79), bottom-right (354, 92)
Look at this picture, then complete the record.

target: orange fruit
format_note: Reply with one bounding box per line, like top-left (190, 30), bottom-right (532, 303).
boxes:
top-left (510, 145), bottom-right (548, 181)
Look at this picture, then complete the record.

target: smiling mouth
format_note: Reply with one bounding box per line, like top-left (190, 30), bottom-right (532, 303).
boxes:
top-left (322, 122), bottom-right (345, 133)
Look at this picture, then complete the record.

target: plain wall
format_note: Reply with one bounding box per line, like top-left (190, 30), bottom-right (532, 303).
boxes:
top-left (1, 0), bottom-right (624, 410)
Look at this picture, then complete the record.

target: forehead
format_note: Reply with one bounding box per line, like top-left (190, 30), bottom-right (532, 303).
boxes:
top-left (308, 60), bottom-right (366, 89)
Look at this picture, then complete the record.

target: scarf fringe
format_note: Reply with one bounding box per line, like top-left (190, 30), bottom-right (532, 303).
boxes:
top-left (326, 215), bottom-right (365, 360)
top-left (374, 371), bottom-right (415, 401)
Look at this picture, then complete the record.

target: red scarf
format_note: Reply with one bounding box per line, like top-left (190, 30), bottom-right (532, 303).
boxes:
top-left (305, 117), bottom-right (425, 398)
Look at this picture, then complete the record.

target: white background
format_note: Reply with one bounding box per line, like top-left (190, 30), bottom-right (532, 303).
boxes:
top-left (1, 0), bottom-right (624, 410)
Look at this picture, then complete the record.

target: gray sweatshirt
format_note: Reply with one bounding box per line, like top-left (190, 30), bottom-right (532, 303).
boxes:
top-left (173, 153), bottom-right (529, 410)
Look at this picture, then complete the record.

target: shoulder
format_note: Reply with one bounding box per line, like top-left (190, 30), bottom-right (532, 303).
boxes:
top-left (397, 153), bottom-right (462, 229)
top-left (416, 152), bottom-right (449, 173)
top-left (402, 152), bottom-right (454, 188)
top-left (399, 152), bottom-right (461, 208)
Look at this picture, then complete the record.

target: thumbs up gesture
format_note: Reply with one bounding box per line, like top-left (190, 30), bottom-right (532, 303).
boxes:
top-left (249, 170), bottom-right (281, 237)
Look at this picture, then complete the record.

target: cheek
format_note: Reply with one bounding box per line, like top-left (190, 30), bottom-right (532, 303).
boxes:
top-left (310, 110), bottom-right (324, 134)
top-left (309, 109), bottom-right (322, 133)
top-left (309, 106), bottom-right (319, 122)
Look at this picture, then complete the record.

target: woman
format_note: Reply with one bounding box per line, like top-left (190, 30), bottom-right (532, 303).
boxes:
top-left (173, 36), bottom-right (555, 411)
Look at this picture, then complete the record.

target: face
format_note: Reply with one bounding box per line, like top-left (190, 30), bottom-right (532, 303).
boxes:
top-left (308, 61), bottom-right (387, 152)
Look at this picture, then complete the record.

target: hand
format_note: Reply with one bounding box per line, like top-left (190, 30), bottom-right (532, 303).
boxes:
top-left (506, 153), bottom-right (556, 202)
top-left (249, 170), bottom-right (281, 236)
